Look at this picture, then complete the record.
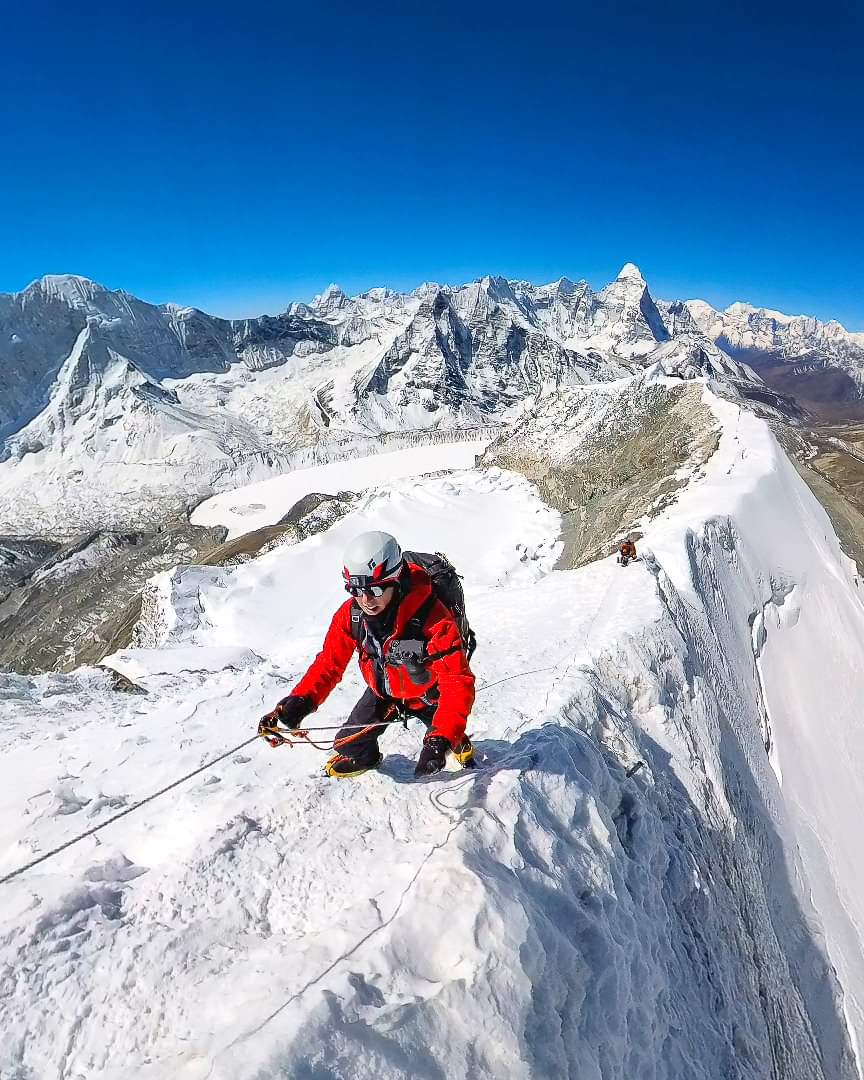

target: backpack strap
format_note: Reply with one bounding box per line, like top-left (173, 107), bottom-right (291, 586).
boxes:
top-left (351, 592), bottom-right (433, 654)
top-left (403, 593), bottom-right (436, 641)
top-left (353, 592), bottom-right (470, 667)
top-left (349, 601), bottom-right (365, 651)
top-left (408, 593), bottom-right (469, 665)
top-left (424, 643), bottom-right (465, 664)
top-left (351, 596), bottom-right (433, 661)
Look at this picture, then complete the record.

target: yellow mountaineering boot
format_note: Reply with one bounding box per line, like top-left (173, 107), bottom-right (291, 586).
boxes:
top-left (452, 735), bottom-right (476, 769)
top-left (324, 752), bottom-right (383, 778)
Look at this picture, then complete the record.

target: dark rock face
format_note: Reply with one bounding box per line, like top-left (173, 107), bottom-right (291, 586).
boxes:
top-left (746, 353), bottom-right (864, 421)
top-left (233, 312), bottom-right (337, 370)
top-left (481, 379), bottom-right (720, 569)
top-left (0, 539), bottom-right (62, 604)
top-left (276, 491), bottom-right (354, 528)
top-left (0, 521), bottom-right (226, 673)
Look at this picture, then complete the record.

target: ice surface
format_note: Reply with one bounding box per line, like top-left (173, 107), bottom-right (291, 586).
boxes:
top-left (104, 646), bottom-right (263, 683)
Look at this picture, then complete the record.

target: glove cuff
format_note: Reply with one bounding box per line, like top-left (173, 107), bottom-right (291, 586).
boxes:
top-left (278, 694), bottom-right (315, 718)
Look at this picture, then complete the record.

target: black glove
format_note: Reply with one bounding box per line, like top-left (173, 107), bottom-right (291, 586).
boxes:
top-left (259, 694), bottom-right (314, 734)
top-left (414, 734), bottom-right (450, 777)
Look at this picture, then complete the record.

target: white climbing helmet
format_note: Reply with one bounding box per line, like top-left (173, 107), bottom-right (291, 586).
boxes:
top-left (342, 531), bottom-right (403, 592)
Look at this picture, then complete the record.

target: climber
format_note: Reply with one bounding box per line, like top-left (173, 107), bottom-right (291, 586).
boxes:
top-left (259, 531), bottom-right (476, 778)
top-left (617, 538), bottom-right (638, 566)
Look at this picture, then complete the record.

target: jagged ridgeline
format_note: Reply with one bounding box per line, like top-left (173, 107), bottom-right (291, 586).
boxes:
top-left (0, 266), bottom-right (755, 538)
top-left (5, 265), bottom-right (864, 674)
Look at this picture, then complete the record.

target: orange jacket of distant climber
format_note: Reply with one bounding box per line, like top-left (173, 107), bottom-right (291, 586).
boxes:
top-left (619, 540), bottom-right (637, 560)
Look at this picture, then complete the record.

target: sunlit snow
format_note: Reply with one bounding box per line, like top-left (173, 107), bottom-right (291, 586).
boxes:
top-left (191, 441), bottom-right (490, 540)
top-left (1, 386), bottom-right (863, 1078)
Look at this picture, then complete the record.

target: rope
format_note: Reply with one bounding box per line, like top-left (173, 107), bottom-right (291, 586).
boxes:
top-left (271, 667), bottom-right (559, 751)
top-left (0, 734), bottom-right (259, 888)
top-left (270, 718), bottom-right (408, 734)
top-left (476, 667), bottom-right (556, 693)
top-left (2, 663), bottom-right (563, 885)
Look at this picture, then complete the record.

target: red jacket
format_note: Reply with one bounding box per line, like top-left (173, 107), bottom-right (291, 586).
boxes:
top-left (291, 564), bottom-right (475, 746)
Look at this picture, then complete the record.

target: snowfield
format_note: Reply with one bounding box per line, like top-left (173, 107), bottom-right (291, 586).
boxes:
top-left (190, 440), bottom-right (490, 540)
top-left (1, 383), bottom-right (863, 1078)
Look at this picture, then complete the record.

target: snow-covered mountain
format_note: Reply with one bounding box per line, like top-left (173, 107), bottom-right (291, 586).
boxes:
top-left (0, 274), bottom-right (235, 441)
top-left (686, 298), bottom-right (864, 364)
top-left (684, 298), bottom-right (864, 414)
top-left (2, 382), bottom-right (863, 1078)
top-left (6, 254), bottom-right (864, 1080)
top-left (0, 266), bottom-right (753, 538)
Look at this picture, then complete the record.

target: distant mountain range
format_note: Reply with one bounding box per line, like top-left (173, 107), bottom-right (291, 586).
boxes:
top-left (0, 264), bottom-right (859, 537)
top-left (683, 299), bottom-right (864, 417)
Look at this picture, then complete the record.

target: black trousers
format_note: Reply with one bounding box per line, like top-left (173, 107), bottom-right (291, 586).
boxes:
top-left (335, 688), bottom-right (435, 764)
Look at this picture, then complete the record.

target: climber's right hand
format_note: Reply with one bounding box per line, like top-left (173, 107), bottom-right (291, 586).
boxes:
top-left (259, 694), bottom-right (314, 735)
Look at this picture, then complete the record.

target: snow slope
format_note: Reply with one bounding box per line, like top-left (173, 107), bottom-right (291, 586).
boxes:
top-left (191, 440), bottom-right (490, 539)
top-left (652, 396), bottom-right (864, 1063)
top-left (1, 399), bottom-right (863, 1078)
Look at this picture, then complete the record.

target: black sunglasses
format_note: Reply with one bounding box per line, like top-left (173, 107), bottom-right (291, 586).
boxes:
top-left (345, 582), bottom-right (397, 598)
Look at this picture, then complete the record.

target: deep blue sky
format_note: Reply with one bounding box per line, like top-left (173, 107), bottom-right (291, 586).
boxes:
top-left (2, 1), bottom-right (862, 326)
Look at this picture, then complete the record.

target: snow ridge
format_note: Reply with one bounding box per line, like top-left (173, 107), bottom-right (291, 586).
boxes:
top-left (1, 402), bottom-right (863, 1077)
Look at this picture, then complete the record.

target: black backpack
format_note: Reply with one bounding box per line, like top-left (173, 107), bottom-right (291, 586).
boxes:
top-left (349, 550), bottom-right (476, 661)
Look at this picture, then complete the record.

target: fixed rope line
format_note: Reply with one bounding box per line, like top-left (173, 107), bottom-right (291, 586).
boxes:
top-left (266, 668), bottom-right (558, 737)
top-left (475, 666), bottom-right (556, 694)
top-left (1, 663), bottom-right (561, 887)
top-left (0, 734), bottom-right (259, 888)
top-left (268, 668), bottom-right (562, 749)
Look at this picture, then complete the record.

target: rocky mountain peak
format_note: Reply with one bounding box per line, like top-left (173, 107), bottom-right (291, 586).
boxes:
top-left (0, 261), bottom-right (767, 535)
top-left (312, 284), bottom-right (350, 315)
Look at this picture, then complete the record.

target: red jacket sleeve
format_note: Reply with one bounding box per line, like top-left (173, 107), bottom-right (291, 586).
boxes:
top-left (291, 601), bottom-right (357, 708)
top-left (424, 603), bottom-right (476, 747)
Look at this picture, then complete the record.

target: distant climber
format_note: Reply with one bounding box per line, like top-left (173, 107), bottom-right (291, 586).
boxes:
top-left (259, 531), bottom-right (476, 778)
top-left (617, 538), bottom-right (638, 566)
